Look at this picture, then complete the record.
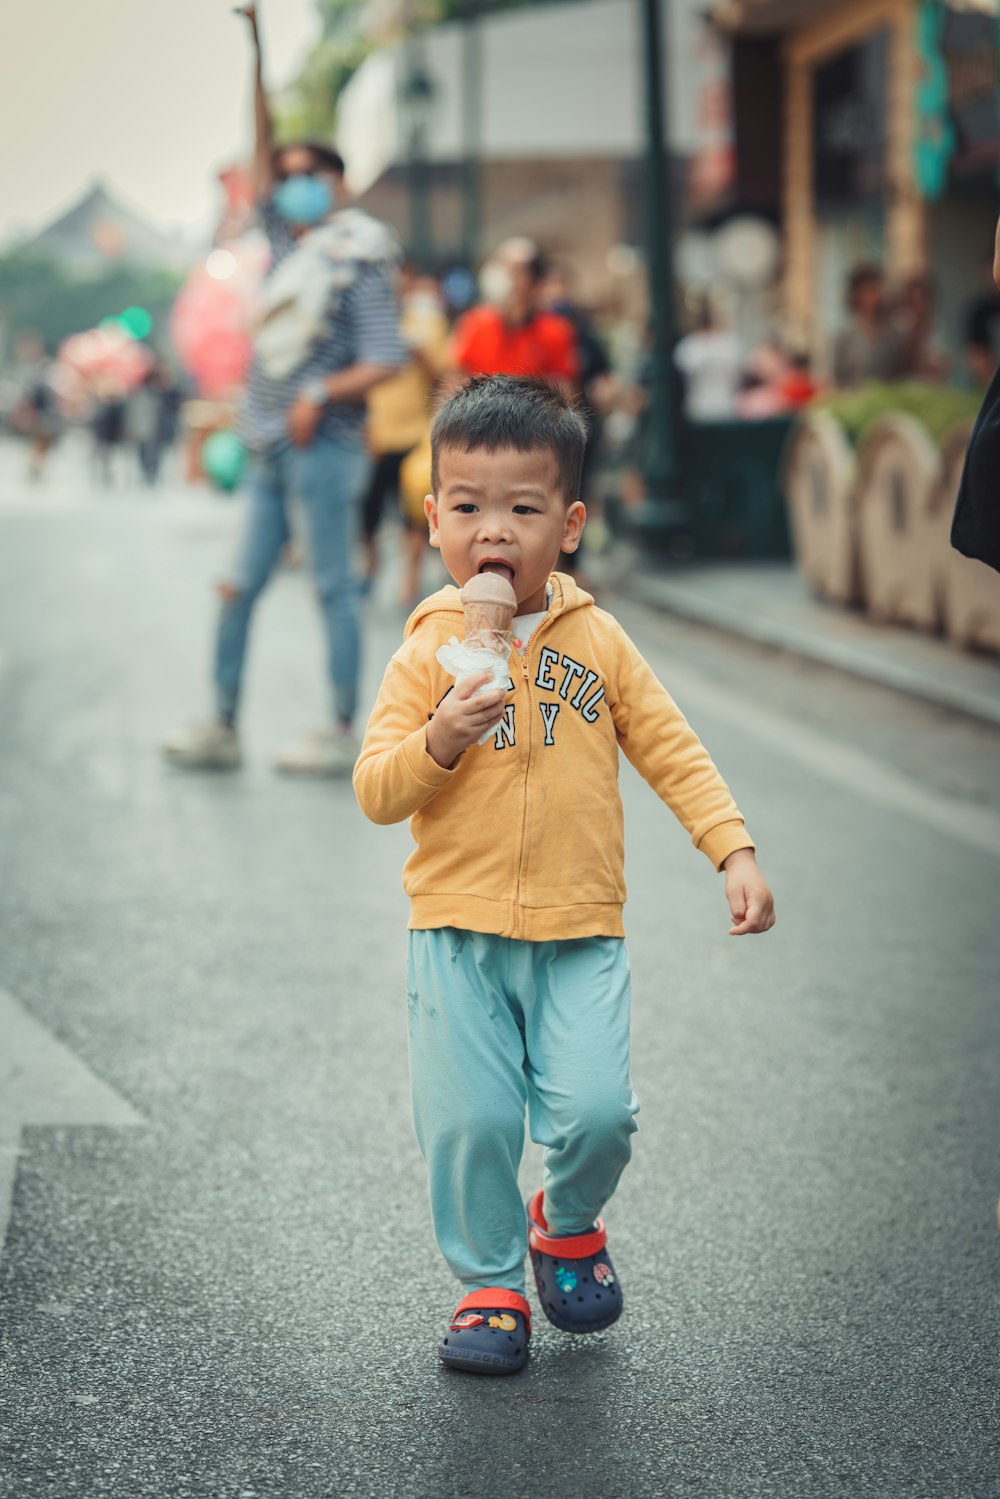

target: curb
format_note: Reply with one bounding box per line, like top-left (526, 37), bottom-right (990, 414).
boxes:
top-left (629, 572), bottom-right (1000, 730)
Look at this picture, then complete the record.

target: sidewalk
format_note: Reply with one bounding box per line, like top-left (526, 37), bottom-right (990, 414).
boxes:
top-left (628, 560), bottom-right (1000, 729)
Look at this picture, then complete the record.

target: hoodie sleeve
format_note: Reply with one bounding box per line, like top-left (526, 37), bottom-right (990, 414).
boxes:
top-left (609, 624), bottom-right (754, 869)
top-left (353, 656), bottom-right (456, 825)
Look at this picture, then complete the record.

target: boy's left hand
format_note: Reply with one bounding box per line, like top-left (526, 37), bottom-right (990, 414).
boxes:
top-left (722, 848), bottom-right (775, 936)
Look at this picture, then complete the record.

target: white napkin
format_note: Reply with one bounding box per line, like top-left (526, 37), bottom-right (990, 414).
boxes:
top-left (435, 636), bottom-right (511, 745)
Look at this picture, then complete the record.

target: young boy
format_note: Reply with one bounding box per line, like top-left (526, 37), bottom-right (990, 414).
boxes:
top-left (354, 375), bottom-right (775, 1375)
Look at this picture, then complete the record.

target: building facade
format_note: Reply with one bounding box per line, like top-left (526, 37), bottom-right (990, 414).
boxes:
top-left (717, 0), bottom-right (1000, 366)
top-left (335, 0), bottom-right (721, 304)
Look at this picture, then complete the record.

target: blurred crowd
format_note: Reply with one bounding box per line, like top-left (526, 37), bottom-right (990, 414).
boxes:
top-left (6, 0), bottom-right (998, 776)
top-left (11, 186), bottom-right (991, 776)
top-left (7, 332), bottom-right (183, 488)
top-left (9, 230), bottom-right (996, 515)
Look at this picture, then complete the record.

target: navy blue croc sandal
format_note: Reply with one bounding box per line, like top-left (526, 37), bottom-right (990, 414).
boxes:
top-left (527, 1189), bottom-right (622, 1334)
top-left (437, 1289), bottom-right (531, 1375)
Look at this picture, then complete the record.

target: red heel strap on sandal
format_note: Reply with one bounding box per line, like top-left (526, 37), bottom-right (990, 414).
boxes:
top-left (453, 1288), bottom-right (532, 1336)
top-left (527, 1188), bottom-right (607, 1260)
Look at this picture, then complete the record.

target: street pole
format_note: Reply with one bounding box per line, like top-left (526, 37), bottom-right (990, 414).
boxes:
top-left (403, 33), bottom-right (435, 271)
top-left (638, 0), bottom-right (688, 539)
top-left (461, 0), bottom-right (483, 268)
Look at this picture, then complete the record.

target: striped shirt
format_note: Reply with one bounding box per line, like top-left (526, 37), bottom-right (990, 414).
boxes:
top-left (240, 203), bottom-right (405, 454)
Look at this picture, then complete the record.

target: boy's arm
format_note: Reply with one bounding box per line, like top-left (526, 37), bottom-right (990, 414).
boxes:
top-left (610, 624), bottom-right (754, 870)
top-left (353, 658), bottom-right (456, 825)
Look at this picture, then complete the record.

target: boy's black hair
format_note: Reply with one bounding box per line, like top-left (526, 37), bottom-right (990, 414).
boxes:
top-left (431, 375), bottom-right (587, 503)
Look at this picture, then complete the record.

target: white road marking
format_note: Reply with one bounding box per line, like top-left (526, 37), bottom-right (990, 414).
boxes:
top-left (0, 989), bottom-right (144, 1254)
top-left (648, 657), bottom-right (1000, 861)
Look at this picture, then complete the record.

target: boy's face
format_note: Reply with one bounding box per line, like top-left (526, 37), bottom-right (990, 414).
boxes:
top-left (425, 445), bottom-right (585, 616)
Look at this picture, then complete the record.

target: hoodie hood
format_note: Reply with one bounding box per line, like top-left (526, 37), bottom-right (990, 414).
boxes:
top-left (403, 570), bottom-right (593, 639)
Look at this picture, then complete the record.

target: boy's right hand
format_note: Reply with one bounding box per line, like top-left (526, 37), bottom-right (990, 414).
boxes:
top-left (426, 672), bottom-right (508, 768)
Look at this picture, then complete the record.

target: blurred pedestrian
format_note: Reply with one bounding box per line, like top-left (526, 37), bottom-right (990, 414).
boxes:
top-left (164, 2), bottom-right (404, 776)
top-left (952, 212), bottom-right (1000, 575)
top-left (12, 336), bottom-right (61, 482)
top-left (540, 259), bottom-right (615, 562)
top-left (893, 273), bottom-right (950, 383)
top-left (831, 264), bottom-right (902, 388)
top-left (962, 245), bottom-right (1000, 388)
top-left (126, 363), bottom-right (172, 486)
top-left (448, 238), bottom-right (577, 388)
top-left (737, 338), bottom-right (818, 418)
top-left (90, 380), bottom-right (126, 486)
top-left (673, 298), bottom-right (742, 420)
top-left (361, 263), bottom-right (449, 609)
top-left (157, 368), bottom-right (183, 464)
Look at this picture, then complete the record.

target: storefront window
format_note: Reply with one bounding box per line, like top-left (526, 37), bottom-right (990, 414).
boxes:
top-left (813, 29), bottom-right (888, 208)
top-left (811, 31), bottom-right (889, 358)
top-left (916, 0), bottom-right (1000, 195)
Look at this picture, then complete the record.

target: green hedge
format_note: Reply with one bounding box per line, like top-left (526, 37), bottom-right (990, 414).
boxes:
top-left (814, 381), bottom-right (983, 448)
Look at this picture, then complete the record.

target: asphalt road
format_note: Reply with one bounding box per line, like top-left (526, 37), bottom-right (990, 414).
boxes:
top-left (1, 441), bottom-right (998, 1499)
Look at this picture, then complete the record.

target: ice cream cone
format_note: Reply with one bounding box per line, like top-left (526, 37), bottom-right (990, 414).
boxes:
top-left (461, 573), bottom-right (517, 642)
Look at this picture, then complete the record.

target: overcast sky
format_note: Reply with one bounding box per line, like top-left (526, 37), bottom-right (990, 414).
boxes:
top-left (0, 0), bottom-right (320, 247)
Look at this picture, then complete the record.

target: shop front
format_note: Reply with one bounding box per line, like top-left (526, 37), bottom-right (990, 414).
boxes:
top-left (717, 0), bottom-right (1000, 368)
top-left (918, 2), bottom-right (1000, 368)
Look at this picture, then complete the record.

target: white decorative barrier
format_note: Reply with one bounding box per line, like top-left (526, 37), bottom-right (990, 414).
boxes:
top-left (784, 408), bottom-right (1000, 656)
top-left (782, 411), bottom-right (859, 605)
top-left (855, 414), bottom-right (944, 630)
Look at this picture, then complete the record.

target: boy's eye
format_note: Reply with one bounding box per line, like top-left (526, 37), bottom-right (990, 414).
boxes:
top-left (455, 503), bottom-right (478, 514)
top-left (513, 505), bottom-right (538, 515)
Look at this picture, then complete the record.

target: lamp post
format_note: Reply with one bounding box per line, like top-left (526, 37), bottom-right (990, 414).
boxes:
top-left (637, 0), bottom-right (690, 543)
top-left (459, 0), bottom-right (483, 269)
top-left (400, 37), bottom-right (436, 271)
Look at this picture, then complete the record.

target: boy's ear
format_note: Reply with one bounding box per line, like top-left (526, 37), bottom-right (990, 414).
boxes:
top-left (560, 500), bottom-right (586, 554)
top-left (424, 493), bottom-right (441, 548)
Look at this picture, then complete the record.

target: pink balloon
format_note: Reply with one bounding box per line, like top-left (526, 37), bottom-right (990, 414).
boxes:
top-left (170, 235), bottom-right (269, 397)
top-left (57, 325), bottom-right (153, 392)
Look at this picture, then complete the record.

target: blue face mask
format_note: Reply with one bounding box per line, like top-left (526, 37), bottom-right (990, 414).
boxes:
top-left (272, 174), bottom-right (334, 226)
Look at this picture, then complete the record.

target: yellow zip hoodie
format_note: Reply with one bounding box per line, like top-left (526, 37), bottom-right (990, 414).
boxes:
top-left (354, 572), bottom-right (753, 941)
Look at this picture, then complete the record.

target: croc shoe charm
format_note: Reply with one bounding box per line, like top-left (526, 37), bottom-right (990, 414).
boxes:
top-left (527, 1189), bottom-right (623, 1333)
top-left (438, 1289), bottom-right (531, 1374)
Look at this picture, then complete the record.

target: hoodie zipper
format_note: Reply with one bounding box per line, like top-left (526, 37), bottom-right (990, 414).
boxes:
top-left (510, 610), bottom-right (556, 939)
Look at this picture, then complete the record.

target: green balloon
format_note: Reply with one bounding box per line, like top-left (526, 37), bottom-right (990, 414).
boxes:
top-left (119, 305), bottom-right (153, 340)
top-left (202, 430), bottom-right (246, 492)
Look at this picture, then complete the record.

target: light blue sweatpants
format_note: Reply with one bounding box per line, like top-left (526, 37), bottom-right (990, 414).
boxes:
top-left (407, 928), bottom-right (640, 1295)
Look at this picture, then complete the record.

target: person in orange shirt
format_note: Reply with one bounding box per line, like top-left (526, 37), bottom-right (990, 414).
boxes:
top-left (449, 238), bottom-right (578, 387)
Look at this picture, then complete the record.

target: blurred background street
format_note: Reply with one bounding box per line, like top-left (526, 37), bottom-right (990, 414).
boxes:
top-left (2, 0), bottom-right (1000, 1494)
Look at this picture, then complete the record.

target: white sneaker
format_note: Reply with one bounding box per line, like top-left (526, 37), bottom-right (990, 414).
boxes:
top-left (273, 725), bottom-right (359, 777)
top-left (163, 718), bottom-right (241, 769)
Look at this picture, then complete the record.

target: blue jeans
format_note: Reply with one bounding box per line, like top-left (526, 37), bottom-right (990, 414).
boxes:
top-left (214, 435), bottom-right (369, 724)
top-left (407, 929), bottom-right (640, 1295)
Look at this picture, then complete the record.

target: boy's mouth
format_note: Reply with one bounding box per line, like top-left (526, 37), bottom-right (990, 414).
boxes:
top-left (478, 560), bottom-right (515, 583)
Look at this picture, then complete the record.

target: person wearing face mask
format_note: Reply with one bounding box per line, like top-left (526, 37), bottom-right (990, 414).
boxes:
top-left (447, 238), bottom-right (578, 391)
top-left (164, 2), bottom-right (405, 777)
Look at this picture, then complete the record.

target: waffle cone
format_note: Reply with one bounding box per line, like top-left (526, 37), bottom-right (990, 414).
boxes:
top-left (461, 573), bottom-right (517, 637)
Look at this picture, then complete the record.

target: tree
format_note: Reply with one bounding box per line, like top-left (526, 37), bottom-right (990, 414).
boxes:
top-left (0, 253), bottom-right (183, 359)
top-left (275, 0), bottom-right (560, 141)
